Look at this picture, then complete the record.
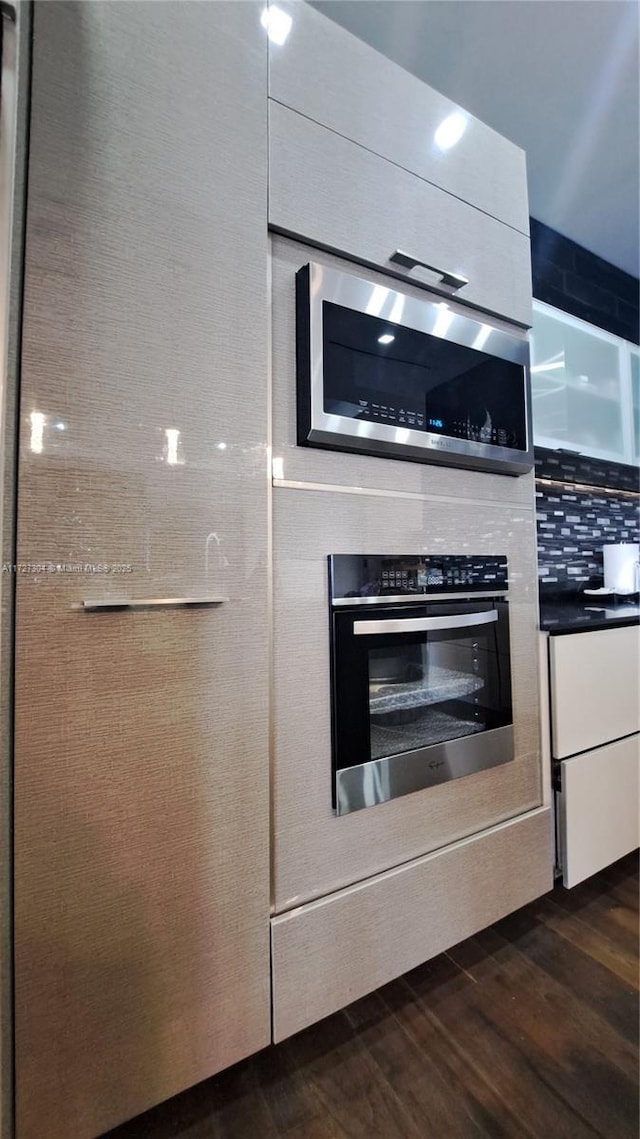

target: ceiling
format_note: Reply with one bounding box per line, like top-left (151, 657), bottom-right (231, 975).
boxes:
top-left (312, 0), bottom-right (640, 279)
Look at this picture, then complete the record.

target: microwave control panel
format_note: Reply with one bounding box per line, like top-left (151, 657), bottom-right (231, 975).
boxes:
top-left (354, 400), bottom-right (516, 447)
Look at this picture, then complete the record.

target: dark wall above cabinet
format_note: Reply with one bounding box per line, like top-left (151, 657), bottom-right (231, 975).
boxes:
top-left (530, 218), bottom-right (639, 345)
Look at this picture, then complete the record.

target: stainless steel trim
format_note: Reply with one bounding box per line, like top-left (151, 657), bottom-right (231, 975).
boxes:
top-left (332, 590), bottom-right (507, 607)
top-left (389, 249), bottom-right (468, 290)
top-left (335, 725), bottom-right (513, 815)
top-left (272, 477), bottom-right (535, 512)
top-left (76, 596), bottom-right (227, 611)
top-left (304, 261), bottom-right (533, 476)
top-left (353, 610), bottom-right (498, 636)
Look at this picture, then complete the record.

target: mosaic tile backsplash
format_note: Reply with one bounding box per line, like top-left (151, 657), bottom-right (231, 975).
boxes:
top-left (535, 448), bottom-right (639, 596)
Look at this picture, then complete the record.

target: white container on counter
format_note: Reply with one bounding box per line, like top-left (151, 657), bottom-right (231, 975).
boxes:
top-left (603, 542), bottom-right (640, 595)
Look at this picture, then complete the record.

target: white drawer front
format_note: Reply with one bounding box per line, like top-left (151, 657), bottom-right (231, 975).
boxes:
top-left (558, 735), bottom-right (640, 888)
top-left (269, 102), bottom-right (532, 327)
top-left (268, 0), bottom-right (529, 235)
top-left (549, 626), bottom-right (640, 758)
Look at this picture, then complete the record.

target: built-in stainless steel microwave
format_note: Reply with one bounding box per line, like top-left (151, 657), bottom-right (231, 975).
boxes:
top-left (296, 262), bottom-right (533, 476)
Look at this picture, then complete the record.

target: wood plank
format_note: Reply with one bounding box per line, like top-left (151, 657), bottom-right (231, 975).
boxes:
top-left (401, 955), bottom-right (602, 1139)
top-left (375, 963), bottom-right (535, 1139)
top-left (278, 1009), bottom-right (425, 1139)
top-left (253, 1046), bottom-right (343, 1138)
top-left (448, 928), bottom-right (638, 1138)
top-left (494, 902), bottom-right (638, 1043)
top-left (538, 897), bottom-right (639, 989)
top-left (552, 877), bottom-right (640, 957)
top-left (344, 987), bottom-right (487, 1139)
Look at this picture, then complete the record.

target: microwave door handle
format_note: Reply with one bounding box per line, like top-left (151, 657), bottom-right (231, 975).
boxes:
top-left (353, 610), bottom-right (499, 636)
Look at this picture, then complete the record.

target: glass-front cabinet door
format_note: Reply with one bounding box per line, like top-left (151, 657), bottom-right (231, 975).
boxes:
top-left (630, 346), bottom-right (640, 465)
top-left (530, 301), bottom-right (627, 462)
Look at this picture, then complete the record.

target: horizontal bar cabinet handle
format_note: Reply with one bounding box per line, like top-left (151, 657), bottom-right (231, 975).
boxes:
top-left (389, 249), bottom-right (468, 290)
top-left (74, 596), bottom-right (228, 611)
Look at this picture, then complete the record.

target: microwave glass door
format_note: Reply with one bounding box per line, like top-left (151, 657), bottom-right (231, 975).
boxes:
top-left (323, 301), bottom-right (527, 450)
top-left (297, 262), bottom-right (533, 475)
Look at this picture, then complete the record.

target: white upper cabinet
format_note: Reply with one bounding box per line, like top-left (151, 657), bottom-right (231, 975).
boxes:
top-left (267, 0), bottom-right (529, 235)
top-left (530, 300), bottom-right (638, 464)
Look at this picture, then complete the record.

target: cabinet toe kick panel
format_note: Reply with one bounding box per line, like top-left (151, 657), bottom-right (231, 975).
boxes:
top-left (270, 808), bottom-right (552, 1042)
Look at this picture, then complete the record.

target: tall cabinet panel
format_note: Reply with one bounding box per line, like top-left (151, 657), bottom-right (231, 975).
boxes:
top-left (0, 7), bottom-right (30, 1139)
top-left (13, 5), bottom-right (269, 1138)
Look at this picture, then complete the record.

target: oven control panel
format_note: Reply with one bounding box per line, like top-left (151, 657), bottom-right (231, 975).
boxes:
top-left (329, 553), bottom-right (508, 602)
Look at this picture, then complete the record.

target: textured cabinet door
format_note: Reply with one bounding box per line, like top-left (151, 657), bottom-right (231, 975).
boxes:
top-left (268, 0), bottom-right (529, 235)
top-left (269, 101), bottom-right (532, 326)
top-left (13, 5), bottom-right (269, 1139)
top-left (271, 809), bottom-right (552, 1041)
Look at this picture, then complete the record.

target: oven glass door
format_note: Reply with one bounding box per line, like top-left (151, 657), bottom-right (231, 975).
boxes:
top-left (331, 600), bottom-right (512, 813)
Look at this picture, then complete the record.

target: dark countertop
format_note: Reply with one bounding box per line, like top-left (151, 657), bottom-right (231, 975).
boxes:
top-left (539, 596), bottom-right (640, 634)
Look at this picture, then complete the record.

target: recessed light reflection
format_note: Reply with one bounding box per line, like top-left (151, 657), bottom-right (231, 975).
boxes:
top-left (378, 333), bottom-right (395, 345)
top-left (432, 303), bottom-right (453, 339)
top-left (389, 294), bottom-right (405, 324)
top-left (434, 111), bottom-right (468, 151)
top-left (472, 324), bottom-right (491, 351)
top-left (216, 442), bottom-right (227, 450)
top-left (165, 428), bottom-right (180, 465)
top-left (260, 5), bottom-right (292, 45)
top-left (365, 285), bottom-right (389, 318)
top-left (30, 411), bottom-right (45, 454)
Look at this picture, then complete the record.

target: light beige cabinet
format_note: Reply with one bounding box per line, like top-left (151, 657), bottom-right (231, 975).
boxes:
top-left (1, 4), bottom-right (554, 1137)
top-left (12, 5), bottom-right (270, 1138)
top-left (267, 1), bottom-right (532, 326)
top-left (268, 0), bottom-right (529, 233)
top-left (267, 0), bottom-right (551, 1044)
top-left (548, 626), bottom-right (640, 887)
top-left (269, 103), bottom-right (532, 326)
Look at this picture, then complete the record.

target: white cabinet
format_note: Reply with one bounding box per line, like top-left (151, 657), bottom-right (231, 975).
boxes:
top-left (530, 300), bottom-right (639, 464)
top-left (557, 736), bottom-right (639, 889)
top-left (549, 625), bottom-right (640, 758)
top-left (546, 625), bottom-right (640, 888)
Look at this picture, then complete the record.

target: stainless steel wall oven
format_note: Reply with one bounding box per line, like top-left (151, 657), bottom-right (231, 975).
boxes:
top-left (329, 554), bottom-right (513, 814)
top-left (297, 262), bottom-right (533, 476)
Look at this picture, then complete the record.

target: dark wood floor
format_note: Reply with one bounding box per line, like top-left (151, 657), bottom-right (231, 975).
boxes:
top-left (105, 852), bottom-right (639, 1139)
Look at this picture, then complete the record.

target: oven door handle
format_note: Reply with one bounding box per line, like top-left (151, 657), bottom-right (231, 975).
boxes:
top-left (353, 610), bottom-right (499, 636)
